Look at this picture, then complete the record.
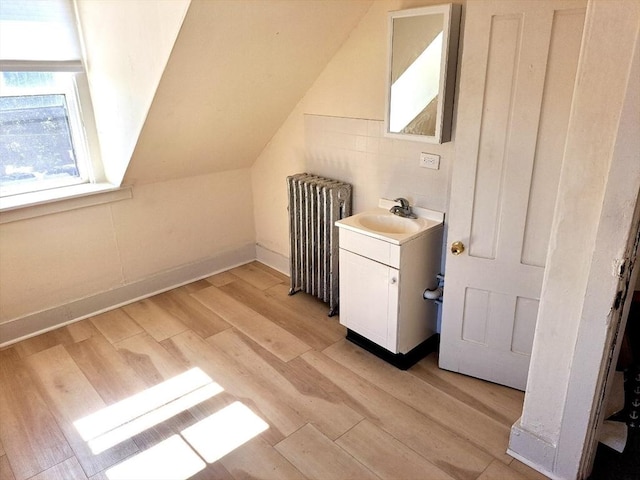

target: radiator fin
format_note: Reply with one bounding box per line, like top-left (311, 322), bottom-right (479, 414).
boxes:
top-left (287, 173), bottom-right (352, 316)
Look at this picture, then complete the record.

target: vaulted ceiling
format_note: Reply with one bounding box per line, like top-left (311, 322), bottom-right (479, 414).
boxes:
top-left (122, 0), bottom-right (373, 184)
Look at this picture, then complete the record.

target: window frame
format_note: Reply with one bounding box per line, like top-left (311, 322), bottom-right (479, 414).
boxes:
top-left (0, 69), bottom-right (97, 197)
top-left (0, 0), bottom-right (117, 216)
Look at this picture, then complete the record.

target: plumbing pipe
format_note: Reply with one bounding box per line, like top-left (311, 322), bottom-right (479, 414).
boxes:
top-left (423, 273), bottom-right (444, 303)
top-left (423, 287), bottom-right (443, 300)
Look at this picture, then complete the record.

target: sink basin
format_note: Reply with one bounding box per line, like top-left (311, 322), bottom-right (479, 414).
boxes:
top-left (355, 213), bottom-right (422, 234)
top-left (335, 202), bottom-right (444, 245)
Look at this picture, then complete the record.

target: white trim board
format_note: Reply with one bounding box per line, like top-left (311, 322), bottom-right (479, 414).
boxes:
top-left (0, 243), bottom-right (256, 347)
top-left (508, 420), bottom-right (558, 477)
top-left (255, 244), bottom-right (289, 277)
top-left (0, 184), bottom-right (133, 224)
top-left (507, 449), bottom-right (560, 480)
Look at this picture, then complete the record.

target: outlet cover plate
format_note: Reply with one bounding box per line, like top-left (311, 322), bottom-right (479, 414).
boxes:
top-left (420, 152), bottom-right (440, 170)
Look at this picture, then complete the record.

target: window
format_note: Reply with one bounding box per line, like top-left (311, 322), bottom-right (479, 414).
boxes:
top-left (0, 71), bottom-right (89, 196)
top-left (0, 0), bottom-right (100, 199)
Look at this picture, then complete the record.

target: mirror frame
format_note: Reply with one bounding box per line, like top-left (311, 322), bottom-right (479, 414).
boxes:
top-left (384, 3), bottom-right (461, 144)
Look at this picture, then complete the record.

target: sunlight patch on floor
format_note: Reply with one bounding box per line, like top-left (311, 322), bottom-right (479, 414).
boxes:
top-left (105, 435), bottom-right (205, 480)
top-left (73, 367), bottom-right (270, 478)
top-left (74, 367), bottom-right (221, 443)
top-left (181, 401), bottom-right (270, 463)
top-left (89, 382), bottom-right (222, 454)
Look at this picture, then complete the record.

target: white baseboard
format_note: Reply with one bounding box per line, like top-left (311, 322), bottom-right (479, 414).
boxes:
top-left (509, 419), bottom-right (560, 479)
top-left (0, 243), bottom-right (256, 347)
top-left (256, 244), bottom-right (289, 276)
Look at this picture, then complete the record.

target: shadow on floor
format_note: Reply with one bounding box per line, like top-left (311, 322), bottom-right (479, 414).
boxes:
top-left (589, 427), bottom-right (640, 480)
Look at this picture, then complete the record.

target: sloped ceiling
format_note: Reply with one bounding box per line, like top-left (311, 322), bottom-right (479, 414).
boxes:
top-left (76, 0), bottom-right (191, 186)
top-left (124, 0), bottom-right (372, 185)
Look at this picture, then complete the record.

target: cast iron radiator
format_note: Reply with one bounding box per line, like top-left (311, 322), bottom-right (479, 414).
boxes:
top-left (287, 173), bottom-right (352, 316)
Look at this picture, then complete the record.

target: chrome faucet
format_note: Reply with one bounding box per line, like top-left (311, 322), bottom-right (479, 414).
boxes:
top-left (389, 197), bottom-right (417, 218)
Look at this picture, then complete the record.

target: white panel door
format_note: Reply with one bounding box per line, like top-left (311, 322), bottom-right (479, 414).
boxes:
top-left (439, 0), bottom-right (586, 390)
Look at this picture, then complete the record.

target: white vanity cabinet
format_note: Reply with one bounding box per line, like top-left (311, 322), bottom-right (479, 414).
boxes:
top-left (339, 246), bottom-right (400, 350)
top-left (336, 207), bottom-right (443, 362)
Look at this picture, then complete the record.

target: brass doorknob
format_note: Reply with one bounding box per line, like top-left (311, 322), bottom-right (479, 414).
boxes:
top-left (451, 241), bottom-right (465, 255)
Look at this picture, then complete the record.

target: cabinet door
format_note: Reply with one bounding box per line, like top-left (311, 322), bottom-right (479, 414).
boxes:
top-left (339, 249), bottom-right (399, 351)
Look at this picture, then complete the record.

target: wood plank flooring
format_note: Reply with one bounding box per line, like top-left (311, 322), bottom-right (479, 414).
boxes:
top-left (0, 261), bottom-right (548, 480)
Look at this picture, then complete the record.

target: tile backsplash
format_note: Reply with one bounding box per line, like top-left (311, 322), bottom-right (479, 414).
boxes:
top-left (304, 114), bottom-right (454, 215)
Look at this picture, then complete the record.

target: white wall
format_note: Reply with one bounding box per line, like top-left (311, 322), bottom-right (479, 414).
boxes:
top-left (0, 170), bottom-right (255, 343)
top-left (252, 0), bottom-right (462, 268)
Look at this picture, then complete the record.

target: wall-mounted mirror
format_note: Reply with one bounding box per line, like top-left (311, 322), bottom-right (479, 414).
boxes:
top-left (385, 4), bottom-right (461, 144)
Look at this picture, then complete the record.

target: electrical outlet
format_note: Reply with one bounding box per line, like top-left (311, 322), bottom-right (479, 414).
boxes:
top-left (419, 152), bottom-right (440, 170)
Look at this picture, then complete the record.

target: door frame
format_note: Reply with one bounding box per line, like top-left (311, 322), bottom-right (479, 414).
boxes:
top-left (581, 197), bottom-right (640, 478)
top-left (508, 2), bottom-right (640, 478)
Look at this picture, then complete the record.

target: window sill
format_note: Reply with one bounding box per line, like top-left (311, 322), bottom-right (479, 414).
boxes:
top-left (0, 183), bottom-right (133, 224)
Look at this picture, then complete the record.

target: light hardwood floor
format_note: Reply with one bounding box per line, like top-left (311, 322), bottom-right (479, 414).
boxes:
top-left (0, 262), bottom-right (548, 480)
